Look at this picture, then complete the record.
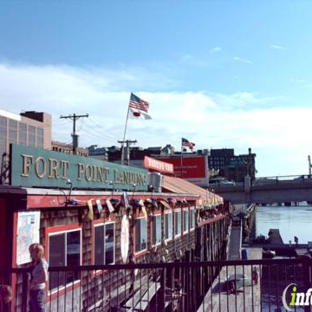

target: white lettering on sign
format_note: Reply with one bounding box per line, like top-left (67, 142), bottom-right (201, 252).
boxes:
top-left (144, 156), bottom-right (173, 173)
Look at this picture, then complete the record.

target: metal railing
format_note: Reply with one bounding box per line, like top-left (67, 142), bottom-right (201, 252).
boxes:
top-left (211, 175), bottom-right (312, 189)
top-left (1, 257), bottom-right (312, 312)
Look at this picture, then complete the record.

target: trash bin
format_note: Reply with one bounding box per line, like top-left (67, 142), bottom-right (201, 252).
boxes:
top-left (242, 249), bottom-right (248, 259)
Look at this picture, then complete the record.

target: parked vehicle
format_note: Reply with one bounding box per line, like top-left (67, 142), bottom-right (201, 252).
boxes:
top-left (209, 179), bottom-right (235, 186)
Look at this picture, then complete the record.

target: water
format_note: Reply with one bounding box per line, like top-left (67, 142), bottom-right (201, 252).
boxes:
top-left (254, 204), bottom-right (311, 312)
top-left (255, 204), bottom-right (312, 244)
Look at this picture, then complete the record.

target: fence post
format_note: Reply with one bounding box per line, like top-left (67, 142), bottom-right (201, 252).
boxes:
top-left (21, 270), bottom-right (29, 312)
top-left (302, 257), bottom-right (312, 312)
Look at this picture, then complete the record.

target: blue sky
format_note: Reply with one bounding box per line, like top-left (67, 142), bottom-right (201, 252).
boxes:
top-left (1, 1), bottom-right (312, 177)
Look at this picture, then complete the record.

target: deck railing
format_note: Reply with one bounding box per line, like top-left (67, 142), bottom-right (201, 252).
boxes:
top-left (1, 257), bottom-right (312, 312)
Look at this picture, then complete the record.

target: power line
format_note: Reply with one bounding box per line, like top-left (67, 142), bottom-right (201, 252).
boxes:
top-left (86, 117), bottom-right (118, 139)
top-left (60, 113), bottom-right (89, 154)
top-left (52, 118), bottom-right (71, 127)
top-left (80, 127), bottom-right (117, 146)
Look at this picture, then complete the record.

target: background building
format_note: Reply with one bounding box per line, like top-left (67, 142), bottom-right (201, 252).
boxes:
top-left (88, 145), bottom-right (176, 166)
top-left (208, 149), bottom-right (234, 176)
top-left (0, 109), bottom-right (52, 183)
top-left (224, 148), bottom-right (257, 182)
top-left (89, 145), bottom-right (257, 185)
top-left (52, 140), bottom-right (89, 157)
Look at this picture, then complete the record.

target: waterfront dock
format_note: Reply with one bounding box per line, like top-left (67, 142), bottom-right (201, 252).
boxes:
top-left (228, 222), bottom-right (242, 260)
top-left (198, 208), bottom-right (262, 312)
top-left (197, 248), bottom-right (262, 312)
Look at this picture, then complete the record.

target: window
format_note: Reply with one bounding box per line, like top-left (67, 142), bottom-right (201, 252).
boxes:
top-left (94, 222), bottom-right (115, 265)
top-left (19, 123), bottom-right (27, 145)
top-left (165, 212), bottom-right (172, 240)
top-left (0, 117), bottom-right (7, 156)
top-left (175, 211), bottom-right (182, 236)
top-left (37, 127), bottom-right (44, 148)
top-left (48, 229), bottom-right (81, 291)
top-left (135, 218), bottom-right (147, 253)
top-left (0, 117), bottom-right (7, 136)
top-left (0, 137), bottom-right (6, 160)
top-left (190, 208), bottom-right (196, 230)
top-left (152, 215), bottom-right (162, 245)
top-left (183, 209), bottom-right (189, 233)
top-left (28, 125), bottom-right (36, 147)
top-left (8, 119), bottom-right (17, 144)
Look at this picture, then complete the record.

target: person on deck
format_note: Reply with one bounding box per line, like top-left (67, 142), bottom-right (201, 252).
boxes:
top-left (252, 267), bottom-right (258, 285)
top-left (29, 244), bottom-right (49, 312)
top-left (0, 284), bottom-right (12, 312)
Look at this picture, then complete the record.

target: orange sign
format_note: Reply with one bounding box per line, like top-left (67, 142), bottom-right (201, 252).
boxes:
top-left (144, 156), bottom-right (174, 174)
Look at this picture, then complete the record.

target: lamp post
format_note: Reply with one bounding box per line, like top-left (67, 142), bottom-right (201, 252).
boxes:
top-left (308, 155), bottom-right (311, 176)
top-left (109, 181), bottom-right (115, 197)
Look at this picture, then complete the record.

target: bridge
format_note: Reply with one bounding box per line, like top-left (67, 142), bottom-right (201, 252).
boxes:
top-left (213, 175), bottom-right (312, 204)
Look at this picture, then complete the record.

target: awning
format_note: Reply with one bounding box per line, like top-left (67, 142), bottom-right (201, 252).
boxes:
top-left (162, 175), bottom-right (223, 206)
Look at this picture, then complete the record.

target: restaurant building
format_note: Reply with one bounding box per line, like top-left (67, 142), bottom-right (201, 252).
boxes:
top-left (0, 144), bottom-right (230, 311)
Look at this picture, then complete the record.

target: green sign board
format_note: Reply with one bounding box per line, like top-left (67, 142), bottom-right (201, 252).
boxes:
top-left (10, 144), bottom-right (149, 191)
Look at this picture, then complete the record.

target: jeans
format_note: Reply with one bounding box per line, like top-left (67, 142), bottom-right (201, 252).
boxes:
top-left (29, 288), bottom-right (45, 312)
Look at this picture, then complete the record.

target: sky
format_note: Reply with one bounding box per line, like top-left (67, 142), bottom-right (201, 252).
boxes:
top-left (0, 1), bottom-right (312, 177)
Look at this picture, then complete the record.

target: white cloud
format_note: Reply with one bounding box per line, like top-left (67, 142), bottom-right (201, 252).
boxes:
top-left (209, 46), bottom-right (222, 54)
top-left (210, 92), bottom-right (283, 109)
top-left (0, 62), bottom-right (311, 177)
top-left (233, 56), bottom-right (253, 65)
top-left (290, 78), bottom-right (312, 89)
top-left (178, 53), bottom-right (211, 68)
top-left (270, 44), bottom-right (286, 50)
top-left (180, 53), bottom-right (193, 62)
top-left (290, 78), bottom-right (306, 84)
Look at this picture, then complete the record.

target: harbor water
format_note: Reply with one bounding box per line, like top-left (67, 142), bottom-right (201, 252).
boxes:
top-left (255, 204), bottom-right (312, 244)
top-left (254, 204), bottom-right (311, 312)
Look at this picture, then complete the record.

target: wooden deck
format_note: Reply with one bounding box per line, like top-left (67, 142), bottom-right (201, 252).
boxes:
top-left (197, 248), bottom-right (262, 312)
top-left (123, 281), bottom-right (161, 311)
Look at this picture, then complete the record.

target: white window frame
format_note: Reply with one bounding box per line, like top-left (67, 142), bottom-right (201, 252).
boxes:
top-left (174, 210), bottom-right (182, 237)
top-left (135, 217), bottom-right (148, 253)
top-left (94, 221), bottom-right (115, 265)
top-left (183, 208), bottom-right (189, 234)
top-left (190, 208), bottom-right (196, 230)
top-left (48, 228), bottom-right (82, 292)
top-left (164, 211), bottom-right (173, 241)
top-left (152, 214), bottom-right (162, 246)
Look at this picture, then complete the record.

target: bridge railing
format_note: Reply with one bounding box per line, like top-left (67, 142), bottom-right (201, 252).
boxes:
top-left (210, 175), bottom-right (312, 189)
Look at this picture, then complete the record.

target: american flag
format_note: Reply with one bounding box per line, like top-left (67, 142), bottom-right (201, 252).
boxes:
top-left (129, 93), bottom-right (149, 113)
top-left (182, 137), bottom-right (195, 150)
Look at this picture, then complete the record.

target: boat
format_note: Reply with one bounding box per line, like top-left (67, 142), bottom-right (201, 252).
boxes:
top-left (262, 249), bottom-right (276, 258)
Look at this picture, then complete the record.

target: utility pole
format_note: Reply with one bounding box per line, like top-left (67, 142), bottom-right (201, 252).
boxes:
top-left (60, 113), bottom-right (89, 154)
top-left (118, 139), bottom-right (137, 166)
top-left (308, 155), bottom-right (312, 176)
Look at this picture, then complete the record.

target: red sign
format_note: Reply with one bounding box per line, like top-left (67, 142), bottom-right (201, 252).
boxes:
top-left (143, 156), bottom-right (174, 174)
top-left (156, 155), bottom-right (209, 186)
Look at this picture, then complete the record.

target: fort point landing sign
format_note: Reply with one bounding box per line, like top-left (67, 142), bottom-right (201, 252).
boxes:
top-left (10, 144), bottom-right (148, 191)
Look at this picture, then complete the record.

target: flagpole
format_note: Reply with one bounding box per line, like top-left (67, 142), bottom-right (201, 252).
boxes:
top-left (120, 101), bottom-right (131, 165)
top-left (180, 138), bottom-right (183, 178)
